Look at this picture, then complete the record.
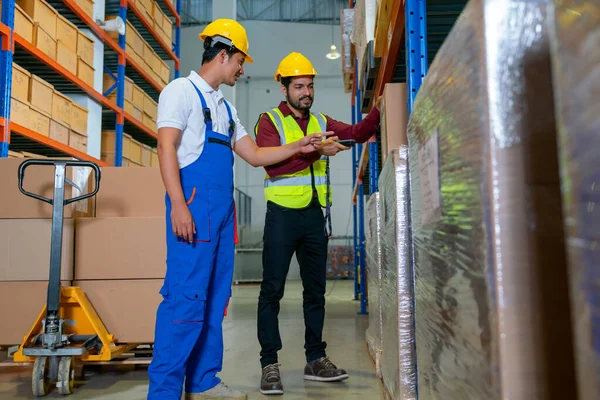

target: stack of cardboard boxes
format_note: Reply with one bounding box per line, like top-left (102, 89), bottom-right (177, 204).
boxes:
top-left (107, 18), bottom-right (170, 89)
top-left (11, 62), bottom-right (89, 152)
top-left (74, 167), bottom-right (166, 343)
top-left (102, 72), bottom-right (160, 134)
top-left (15, 0), bottom-right (96, 88)
top-left (0, 161), bottom-right (166, 346)
top-left (100, 131), bottom-right (159, 167)
top-left (0, 158), bottom-right (90, 346)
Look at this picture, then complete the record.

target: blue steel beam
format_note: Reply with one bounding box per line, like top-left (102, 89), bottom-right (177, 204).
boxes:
top-left (113, 1), bottom-right (128, 167)
top-left (406, 0), bottom-right (429, 112)
top-left (0, 0), bottom-right (15, 158)
top-left (355, 78), bottom-right (367, 316)
top-left (352, 102), bottom-right (359, 301)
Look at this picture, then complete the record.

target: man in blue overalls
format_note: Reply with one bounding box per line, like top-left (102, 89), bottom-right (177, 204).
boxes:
top-left (147, 19), bottom-right (328, 400)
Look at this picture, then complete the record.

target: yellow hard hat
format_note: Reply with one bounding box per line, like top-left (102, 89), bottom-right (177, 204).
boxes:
top-left (199, 19), bottom-right (253, 63)
top-left (274, 52), bottom-right (317, 82)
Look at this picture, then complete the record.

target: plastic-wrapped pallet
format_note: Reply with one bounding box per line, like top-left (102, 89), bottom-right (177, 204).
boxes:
top-left (379, 147), bottom-right (416, 400)
top-left (549, 1), bottom-right (600, 398)
top-left (365, 192), bottom-right (383, 376)
top-left (341, 8), bottom-right (354, 74)
top-left (407, 0), bottom-right (577, 398)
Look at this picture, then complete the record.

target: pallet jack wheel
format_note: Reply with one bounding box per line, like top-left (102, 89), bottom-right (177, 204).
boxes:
top-left (57, 357), bottom-right (76, 395)
top-left (32, 357), bottom-right (50, 397)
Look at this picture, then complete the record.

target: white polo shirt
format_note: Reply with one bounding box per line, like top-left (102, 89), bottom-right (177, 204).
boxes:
top-left (156, 71), bottom-right (248, 169)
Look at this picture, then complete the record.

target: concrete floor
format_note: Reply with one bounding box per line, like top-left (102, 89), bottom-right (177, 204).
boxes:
top-left (0, 280), bottom-right (383, 399)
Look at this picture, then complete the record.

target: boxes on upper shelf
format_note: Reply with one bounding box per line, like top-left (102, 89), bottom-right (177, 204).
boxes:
top-left (11, 63), bottom-right (30, 102)
top-left (56, 15), bottom-right (77, 52)
top-left (14, 5), bottom-right (34, 43)
top-left (30, 74), bottom-right (53, 115)
top-left (32, 23), bottom-right (56, 60)
top-left (16, 0), bottom-right (57, 38)
top-left (76, 31), bottom-right (94, 66)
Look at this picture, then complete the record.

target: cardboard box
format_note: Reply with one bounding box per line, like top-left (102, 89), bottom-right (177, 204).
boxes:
top-left (8, 150), bottom-right (25, 158)
top-left (49, 118), bottom-right (69, 144)
top-left (353, 0), bottom-right (376, 88)
top-left (75, 0), bottom-right (93, 20)
top-left (103, 74), bottom-right (134, 102)
top-left (101, 153), bottom-right (133, 166)
top-left (51, 91), bottom-right (72, 126)
top-left (73, 280), bottom-right (162, 344)
top-left (124, 99), bottom-right (143, 121)
top-left (75, 217), bottom-right (165, 280)
top-left (95, 166), bottom-right (165, 217)
top-left (29, 105), bottom-right (51, 137)
top-left (141, 144), bottom-right (152, 167)
top-left (11, 63), bottom-right (30, 101)
top-left (77, 57), bottom-right (94, 87)
top-left (70, 101), bottom-right (88, 135)
top-left (56, 15), bottom-right (77, 52)
top-left (33, 23), bottom-right (57, 60)
top-left (0, 281), bottom-right (71, 345)
top-left (101, 131), bottom-right (141, 161)
top-left (158, 59), bottom-right (169, 84)
top-left (57, 40), bottom-right (77, 75)
top-left (17, 0), bottom-right (57, 37)
top-left (150, 148), bottom-right (159, 167)
top-left (69, 130), bottom-right (87, 153)
top-left (29, 74), bottom-right (54, 115)
top-left (0, 219), bottom-right (74, 281)
top-left (143, 93), bottom-right (157, 119)
top-left (14, 4), bottom-right (34, 43)
top-left (132, 84), bottom-right (145, 110)
top-left (128, 137), bottom-right (143, 163)
top-left (380, 83), bottom-right (408, 162)
top-left (10, 97), bottom-right (30, 127)
top-left (76, 31), bottom-right (94, 66)
top-left (0, 158), bottom-right (94, 219)
top-left (142, 113), bottom-right (156, 132)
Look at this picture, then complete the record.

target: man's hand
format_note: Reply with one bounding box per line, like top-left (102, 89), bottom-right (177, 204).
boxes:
top-left (297, 131), bottom-right (334, 154)
top-left (374, 95), bottom-right (382, 111)
top-left (170, 202), bottom-right (196, 243)
top-left (315, 136), bottom-right (349, 156)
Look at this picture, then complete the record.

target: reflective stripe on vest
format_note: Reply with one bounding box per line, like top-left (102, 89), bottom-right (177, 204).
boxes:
top-left (262, 108), bottom-right (329, 209)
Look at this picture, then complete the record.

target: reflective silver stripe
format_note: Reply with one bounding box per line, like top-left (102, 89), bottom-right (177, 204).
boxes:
top-left (264, 174), bottom-right (327, 188)
top-left (266, 110), bottom-right (286, 145)
top-left (320, 155), bottom-right (328, 161)
top-left (314, 112), bottom-right (327, 132)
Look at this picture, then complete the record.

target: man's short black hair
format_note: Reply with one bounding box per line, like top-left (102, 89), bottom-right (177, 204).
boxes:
top-left (280, 76), bottom-right (292, 90)
top-left (202, 36), bottom-right (241, 65)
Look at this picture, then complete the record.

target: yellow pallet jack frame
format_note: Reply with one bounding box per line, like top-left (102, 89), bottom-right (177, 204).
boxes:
top-left (13, 160), bottom-right (138, 397)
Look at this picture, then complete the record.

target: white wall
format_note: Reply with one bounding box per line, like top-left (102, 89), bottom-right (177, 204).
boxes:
top-left (180, 21), bottom-right (355, 246)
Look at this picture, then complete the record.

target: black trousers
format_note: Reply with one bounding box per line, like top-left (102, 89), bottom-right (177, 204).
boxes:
top-left (258, 200), bottom-right (329, 368)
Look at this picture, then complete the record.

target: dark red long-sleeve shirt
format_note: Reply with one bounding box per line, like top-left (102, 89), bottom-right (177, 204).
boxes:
top-left (255, 101), bottom-right (380, 177)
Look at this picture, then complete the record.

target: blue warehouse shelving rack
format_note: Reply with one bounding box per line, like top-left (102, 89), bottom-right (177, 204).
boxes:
top-left (348, 0), bottom-right (467, 315)
top-left (0, 0), bottom-right (180, 165)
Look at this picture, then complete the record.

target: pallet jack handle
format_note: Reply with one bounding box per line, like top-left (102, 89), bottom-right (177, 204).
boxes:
top-left (17, 159), bottom-right (101, 350)
top-left (18, 159), bottom-right (101, 205)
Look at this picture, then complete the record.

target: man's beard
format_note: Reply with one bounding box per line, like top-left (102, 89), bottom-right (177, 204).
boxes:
top-left (287, 94), bottom-right (313, 111)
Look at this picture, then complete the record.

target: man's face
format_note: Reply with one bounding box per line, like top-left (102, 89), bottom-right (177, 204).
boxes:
top-left (222, 51), bottom-right (246, 86)
top-left (282, 76), bottom-right (314, 111)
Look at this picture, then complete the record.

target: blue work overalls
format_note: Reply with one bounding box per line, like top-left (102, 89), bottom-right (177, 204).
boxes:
top-left (148, 80), bottom-right (236, 400)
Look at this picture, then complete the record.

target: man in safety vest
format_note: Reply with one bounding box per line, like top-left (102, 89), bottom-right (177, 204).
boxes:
top-left (147, 24), bottom-right (328, 400)
top-left (254, 52), bottom-right (381, 395)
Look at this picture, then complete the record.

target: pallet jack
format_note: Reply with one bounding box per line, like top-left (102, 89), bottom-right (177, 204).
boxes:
top-left (12, 160), bottom-right (139, 397)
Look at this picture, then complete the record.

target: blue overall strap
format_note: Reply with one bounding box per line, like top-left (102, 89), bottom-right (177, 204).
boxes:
top-left (223, 100), bottom-right (236, 140)
top-left (187, 79), bottom-right (213, 132)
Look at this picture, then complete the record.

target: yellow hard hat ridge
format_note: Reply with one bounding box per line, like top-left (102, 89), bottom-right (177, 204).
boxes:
top-left (198, 19), bottom-right (254, 63)
top-left (274, 52), bottom-right (318, 82)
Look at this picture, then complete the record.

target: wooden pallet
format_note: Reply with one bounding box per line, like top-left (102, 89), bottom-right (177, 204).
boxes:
top-left (365, 341), bottom-right (394, 400)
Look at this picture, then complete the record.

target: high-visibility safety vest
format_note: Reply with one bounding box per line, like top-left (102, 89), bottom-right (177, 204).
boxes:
top-left (257, 108), bottom-right (330, 209)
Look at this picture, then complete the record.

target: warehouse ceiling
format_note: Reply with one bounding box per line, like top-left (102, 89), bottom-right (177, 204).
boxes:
top-left (181, 0), bottom-right (348, 26)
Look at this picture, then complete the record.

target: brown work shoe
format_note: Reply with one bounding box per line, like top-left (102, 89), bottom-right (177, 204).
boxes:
top-left (260, 363), bottom-right (284, 395)
top-left (185, 382), bottom-right (247, 399)
top-left (303, 357), bottom-right (349, 382)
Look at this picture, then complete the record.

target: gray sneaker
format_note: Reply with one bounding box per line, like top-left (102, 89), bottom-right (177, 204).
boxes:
top-left (260, 363), bottom-right (284, 395)
top-left (185, 382), bottom-right (247, 400)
